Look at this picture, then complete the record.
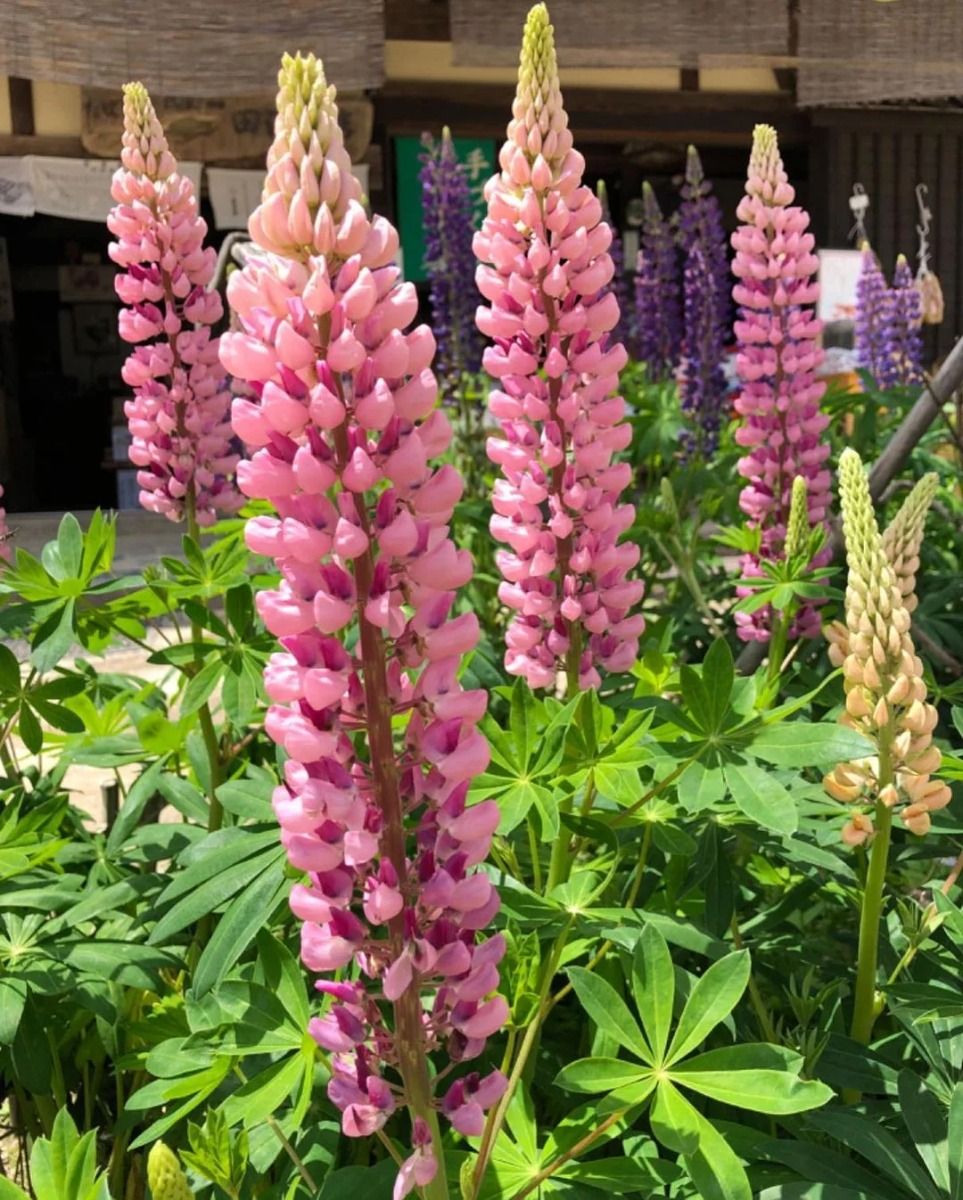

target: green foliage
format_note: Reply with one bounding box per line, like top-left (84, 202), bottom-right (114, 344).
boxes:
top-left (0, 347), bottom-right (961, 1200)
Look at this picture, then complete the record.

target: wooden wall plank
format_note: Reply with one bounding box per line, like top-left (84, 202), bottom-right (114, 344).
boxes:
top-left (936, 131), bottom-right (958, 360)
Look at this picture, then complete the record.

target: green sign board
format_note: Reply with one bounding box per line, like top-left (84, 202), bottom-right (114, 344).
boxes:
top-left (394, 135), bottom-right (497, 284)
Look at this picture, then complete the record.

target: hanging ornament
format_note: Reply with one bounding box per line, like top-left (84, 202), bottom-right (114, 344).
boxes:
top-left (848, 182), bottom-right (871, 246)
top-left (914, 183), bottom-right (944, 325)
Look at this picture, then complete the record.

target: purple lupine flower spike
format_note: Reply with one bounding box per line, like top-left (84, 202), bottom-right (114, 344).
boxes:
top-left (676, 146), bottom-right (730, 456)
top-left (679, 242), bottom-right (729, 457)
top-left (854, 244), bottom-right (889, 386)
top-left (882, 254), bottom-right (924, 387)
top-left (596, 181), bottom-right (631, 349)
top-left (419, 127), bottom-right (484, 403)
top-left (677, 145), bottom-right (730, 330)
top-left (633, 181), bottom-right (681, 380)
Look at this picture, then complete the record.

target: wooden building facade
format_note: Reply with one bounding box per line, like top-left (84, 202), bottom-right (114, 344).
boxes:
top-left (0, 0), bottom-right (962, 511)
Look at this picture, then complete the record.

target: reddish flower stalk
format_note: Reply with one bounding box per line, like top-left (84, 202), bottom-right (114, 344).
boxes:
top-left (108, 83), bottom-right (240, 528)
top-left (221, 54), bottom-right (505, 1197)
top-left (474, 3), bottom-right (643, 693)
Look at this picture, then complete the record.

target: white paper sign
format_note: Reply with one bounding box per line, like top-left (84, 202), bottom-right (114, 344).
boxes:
top-left (26, 157), bottom-right (202, 223)
top-left (0, 157), bottom-right (35, 217)
top-left (207, 168), bottom-right (264, 230)
top-left (818, 248), bottom-right (864, 325)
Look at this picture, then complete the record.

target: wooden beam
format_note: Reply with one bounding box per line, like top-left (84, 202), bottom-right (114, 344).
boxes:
top-left (680, 68), bottom-right (700, 92)
top-left (8, 78), bottom-right (34, 137)
top-left (384, 0), bottom-right (449, 41)
top-left (774, 0), bottom-right (798, 98)
top-left (375, 81), bottom-right (808, 146)
top-left (0, 133), bottom-right (85, 157)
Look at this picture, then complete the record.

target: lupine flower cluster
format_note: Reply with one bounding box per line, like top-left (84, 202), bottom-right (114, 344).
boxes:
top-left (108, 84), bottom-right (240, 526)
top-left (679, 243), bottom-right (729, 458)
top-left (597, 181), bottom-right (631, 350)
top-left (825, 451), bottom-right (949, 842)
top-left (419, 128), bottom-right (484, 401)
top-left (220, 53), bottom-right (506, 1192)
top-left (633, 182), bottom-right (681, 380)
top-left (854, 245), bottom-right (888, 386)
top-left (825, 469), bottom-right (937, 675)
top-left (147, 1143), bottom-right (194, 1200)
top-left (677, 146), bottom-right (730, 456)
top-left (880, 254), bottom-right (923, 388)
top-left (731, 124), bottom-right (831, 643)
top-left (0, 485), bottom-right (10, 564)
top-left (474, 2), bottom-right (643, 691)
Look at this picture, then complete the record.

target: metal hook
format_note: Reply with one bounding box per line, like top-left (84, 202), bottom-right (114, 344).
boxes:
top-left (915, 182), bottom-right (933, 277)
top-left (848, 182), bottom-right (870, 245)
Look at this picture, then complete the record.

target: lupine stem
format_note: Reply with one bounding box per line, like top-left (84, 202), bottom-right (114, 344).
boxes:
top-left (470, 917), bottom-right (576, 1199)
top-left (511, 1108), bottom-right (628, 1199)
top-left (850, 739), bottom-right (894, 1047)
top-left (730, 913), bottom-right (777, 1043)
top-left (184, 486), bottom-right (223, 834)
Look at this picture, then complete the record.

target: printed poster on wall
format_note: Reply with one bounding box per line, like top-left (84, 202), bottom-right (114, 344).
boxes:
top-left (394, 135), bottom-right (495, 283)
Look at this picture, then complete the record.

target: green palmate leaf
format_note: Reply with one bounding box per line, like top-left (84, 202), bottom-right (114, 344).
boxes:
top-left (106, 757), bottom-right (167, 854)
top-left (761, 1137), bottom-right (901, 1197)
top-left (552, 1057), bottom-right (648, 1094)
top-left (806, 1111), bottom-right (943, 1200)
top-left (897, 1071), bottom-right (948, 1195)
top-left (181, 657), bottom-right (225, 715)
top-left (677, 761), bottom-right (726, 813)
top-left (724, 760), bottom-right (798, 835)
top-left (508, 676), bottom-right (539, 770)
top-left (701, 638), bottom-right (735, 730)
top-left (759, 1185), bottom-right (881, 1199)
top-left (682, 1103), bottom-right (752, 1200)
top-left (0, 1179), bottom-right (28, 1199)
top-left (631, 923), bottom-right (674, 1064)
top-left (749, 722), bottom-right (875, 768)
top-left (674, 1045), bottom-right (832, 1113)
top-left (29, 1108), bottom-right (111, 1200)
top-left (650, 1079), bottom-right (700, 1155)
top-left (949, 1082), bottom-right (963, 1200)
top-left (0, 977), bottom-right (28, 1044)
top-left (128, 1059), bottom-right (233, 1149)
top-left (17, 702), bottom-right (42, 755)
top-left (255, 930), bottom-right (310, 1029)
top-left (31, 601), bottom-right (76, 673)
top-left (567, 967), bottom-right (652, 1063)
top-left (666, 949), bottom-right (750, 1064)
top-left (222, 1053), bottom-right (305, 1128)
top-left (680, 664), bottom-right (715, 735)
top-left (0, 643), bottom-right (20, 693)
top-left (192, 855), bottom-right (288, 996)
top-left (558, 1155), bottom-right (681, 1193)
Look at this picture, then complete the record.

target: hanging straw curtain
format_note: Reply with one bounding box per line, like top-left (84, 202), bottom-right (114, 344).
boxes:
top-left (798, 0), bottom-right (963, 106)
top-left (449, 0), bottom-right (787, 68)
top-left (0, 0), bottom-right (384, 96)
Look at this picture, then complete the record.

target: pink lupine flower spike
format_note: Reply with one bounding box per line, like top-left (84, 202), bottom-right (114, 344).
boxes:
top-left (731, 124), bottom-right (831, 644)
top-left (474, 3), bottom-right (643, 693)
top-left (108, 83), bottom-right (240, 527)
top-left (221, 53), bottom-right (506, 1197)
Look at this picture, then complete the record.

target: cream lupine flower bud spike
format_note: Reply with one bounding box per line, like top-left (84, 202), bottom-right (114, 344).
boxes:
top-left (504, 3), bottom-right (574, 182)
top-left (120, 83), bottom-right (176, 181)
top-left (147, 1142), bottom-right (194, 1200)
top-left (825, 471), bottom-right (938, 667)
top-left (784, 476), bottom-right (810, 562)
top-left (249, 52), bottom-right (364, 257)
top-left (825, 450), bottom-right (949, 841)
